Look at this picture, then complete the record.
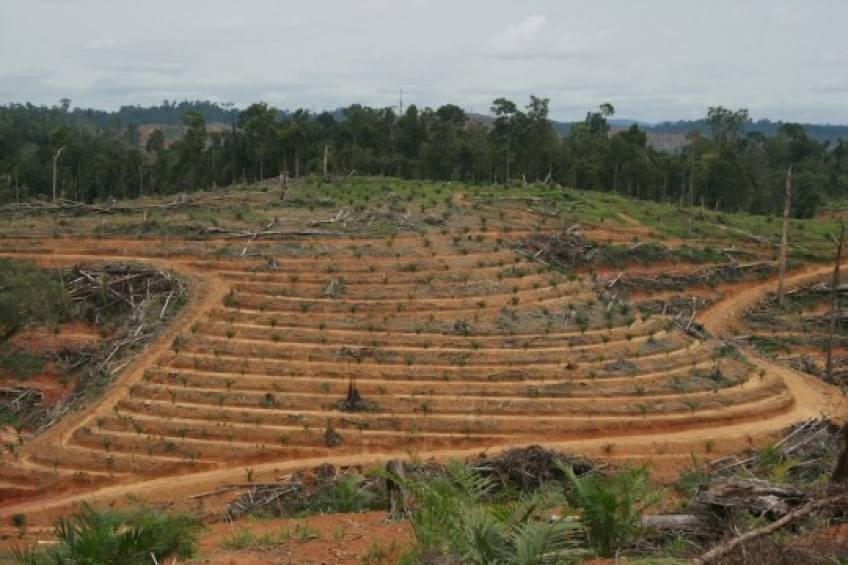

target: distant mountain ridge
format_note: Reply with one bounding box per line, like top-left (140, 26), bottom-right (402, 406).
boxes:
top-left (47, 101), bottom-right (848, 152)
top-left (549, 118), bottom-right (848, 152)
top-left (554, 118), bottom-right (848, 144)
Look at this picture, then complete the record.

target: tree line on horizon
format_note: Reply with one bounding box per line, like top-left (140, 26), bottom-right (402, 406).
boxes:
top-left (1, 97), bottom-right (846, 218)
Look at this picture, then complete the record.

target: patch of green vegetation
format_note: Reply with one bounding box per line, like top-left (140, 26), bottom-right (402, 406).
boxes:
top-left (747, 335), bottom-right (802, 355)
top-left (0, 258), bottom-right (68, 342)
top-left (564, 463), bottom-right (663, 558)
top-left (0, 349), bottom-right (45, 382)
top-left (302, 473), bottom-right (381, 515)
top-left (219, 525), bottom-right (280, 550)
top-left (389, 460), bottom-right (583, 564)
top-left (6, 503), bottom-right (203, 564)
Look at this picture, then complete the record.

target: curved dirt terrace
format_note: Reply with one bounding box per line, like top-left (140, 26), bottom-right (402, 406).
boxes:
top-left (0, 227), bottom-right (846, 540)
top-left (699, 260), bottom-right (848, 337)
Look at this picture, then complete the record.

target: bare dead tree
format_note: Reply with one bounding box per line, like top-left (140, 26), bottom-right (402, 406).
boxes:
top-left (825, 221), bottom-right (845, 383)
top-left (777, 165), bottom-right (792, 306)
top-left (279, 171), bottom-right (289, 202)
top-left (322, 144), bottom-right (329, 179)
top-left (52, 146), bottom-right (65, 203)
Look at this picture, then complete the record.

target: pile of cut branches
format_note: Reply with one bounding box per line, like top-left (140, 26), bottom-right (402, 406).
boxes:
top-left (469, 444), bottom-right (596, 492)
top-left (223, 463), bottom-right (384, 521)
top-left (517, 228), bottom-right (597, 267)
top-left (0, 386), bottom-right (43, 418)
top-left (702, 418), bottom-right (843, 483)
top-left (25, 263), bottom-right (188, 435)
top-left (65, 262), bottom-right (186, 324)
top-left (606, 261), bottom-right (776, 292)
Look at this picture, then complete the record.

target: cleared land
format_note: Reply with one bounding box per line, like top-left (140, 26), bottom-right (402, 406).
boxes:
top-left (0, 181), bottom-right (845, 544)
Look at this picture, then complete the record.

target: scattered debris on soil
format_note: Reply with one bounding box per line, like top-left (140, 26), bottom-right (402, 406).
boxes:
top-left (469, 444), bottom-right (596, 492)
top-left (742, 284), bottom-right (848, 384)
top-left (700, 419), bottom-right (843, 481)
top-left (9, 263), bottom-right (187, 437)
top-left (0, 387), bottom-right (43, 419)
top-left (697, 478), bottom-right (805, 519)
top-left (517, 228), bottom-right (597, 267)
top-left (223, 463), bottom-right (384, 522)
top-left (222, 446), bottom-right (596, 522)
top-left (646, 419), bottom-right (848, 563)
top-left (613, 262), bottom-right (776, 291)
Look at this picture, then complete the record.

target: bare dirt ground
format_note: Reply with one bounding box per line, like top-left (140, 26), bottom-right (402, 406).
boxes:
top-left (0, 199), bottom-right (845, 563)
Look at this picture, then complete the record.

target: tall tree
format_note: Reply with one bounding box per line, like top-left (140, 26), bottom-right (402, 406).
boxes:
top-left (421, 104), bottom-right (467, 180)
top-left (517, 95), bottom-right (557, 182)
top-left (707, 106), bottom-right (750, 145)
top-left (167, 110), bottom-right (208, 191)
top-left (395, 105), bottom-right (426, 177)
top-left (490, 98), bottom-right (520, 182)
top-left (239, 102), bottom-right (277, 181)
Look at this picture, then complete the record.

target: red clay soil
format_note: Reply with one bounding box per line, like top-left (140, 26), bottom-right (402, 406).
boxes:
top-left (187, 511), bottom-right (412, 565)
top-left (0, 231), bottom-right (846, 563)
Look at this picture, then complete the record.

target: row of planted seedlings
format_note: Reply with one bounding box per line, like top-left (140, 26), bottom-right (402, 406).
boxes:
top-left (204, 288), bottom-right (600, 336)
top-left (53, 225), bottom-right (789, 473)
top-left (70, 393), bottom-right (506, 475)
top-left (105, 362), bottom-right (790, 456)
top-left (167, 280), bottom-right (768, 398)
top-left (168, 320), bottom-right (691, 378)
top-left (0, 236), bottom-right (216, 266)
top-left (150, 341), bottom-right (776, 414)
top-left (48, 369), bottom-right (793, 480)
top-left (205, 288), bottom-right (650, 329)
top-left (103, 319), bottom-right (791, 458)
top-left (216, 257), bottom-right (578, 307)
top-left (53, 334), bottom-right (788, 466)
top-left (216, 268), bottom-right (571, 302)
top-left (67, 412), bottom-right (340, 470)
top-left (27, 437), bottom-right (218, 477)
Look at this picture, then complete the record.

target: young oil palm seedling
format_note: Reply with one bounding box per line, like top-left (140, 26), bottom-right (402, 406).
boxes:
top-left (8, 502), bottom-right (203, 565)
top-left (561, 462), bottom-right (662, 558)
top-left (385, 459), bottom-right (584, 564)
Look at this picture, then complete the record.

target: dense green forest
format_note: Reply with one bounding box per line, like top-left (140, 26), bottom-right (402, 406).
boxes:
top-left (1, 98), bottom-right (846, 217)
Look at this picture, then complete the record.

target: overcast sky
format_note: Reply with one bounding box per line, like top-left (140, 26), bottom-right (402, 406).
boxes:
top-left (1, 0), bottom-right (846, 124)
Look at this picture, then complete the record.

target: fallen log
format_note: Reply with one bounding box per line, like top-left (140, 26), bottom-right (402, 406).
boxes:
top-left (693, 491), bottom-right (848, 565)
top-left (639, 514), bottom-right (707, 532)
top-left (0, 387), bottom-right (44, 413)
top-left (240, 217), bottom-right (279, 256)
top-left (309, 208), bottom-right (350, 227)
top-left (697, 478), bottom-right (804, 518)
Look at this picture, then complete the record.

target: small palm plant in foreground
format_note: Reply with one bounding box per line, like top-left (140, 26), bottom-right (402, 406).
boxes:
top-left (561, 462), bottom-right (663, 558)
top-left (387, 459), bottom-right (583, 564)
top-left (8, 502), bottom-right (203, 565)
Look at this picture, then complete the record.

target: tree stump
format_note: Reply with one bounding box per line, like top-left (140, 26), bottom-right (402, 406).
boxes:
top-left (385, 458), bottom-right (411, 521)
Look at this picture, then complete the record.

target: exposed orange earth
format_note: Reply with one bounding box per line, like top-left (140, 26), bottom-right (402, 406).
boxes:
top-left (0, 194), bottom-right (845, 563)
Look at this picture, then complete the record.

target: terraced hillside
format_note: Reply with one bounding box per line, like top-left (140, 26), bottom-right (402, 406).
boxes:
top-left (0, 182), bottom-right (845, 535)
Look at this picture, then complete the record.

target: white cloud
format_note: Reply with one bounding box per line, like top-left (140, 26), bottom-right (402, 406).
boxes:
top-left (486, 14), bottom-right (606, 60)
top-left (1, 0), bottom-right (847, 123)
top-left (493, 14), bottom-right (550, 50)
